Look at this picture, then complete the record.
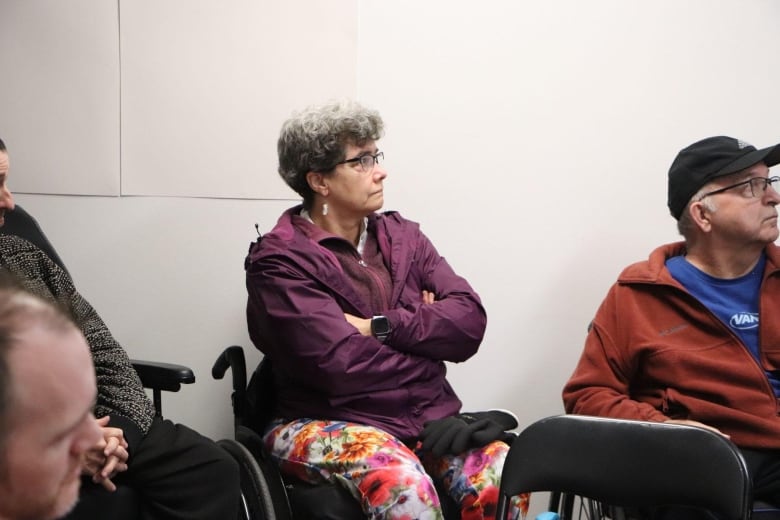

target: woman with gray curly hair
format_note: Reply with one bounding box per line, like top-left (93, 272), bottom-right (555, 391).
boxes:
top-left (245, 100), bottom-right (527, 519)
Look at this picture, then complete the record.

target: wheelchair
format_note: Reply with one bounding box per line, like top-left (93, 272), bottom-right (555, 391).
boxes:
top-left (212, 345), bottom-right (464, 520)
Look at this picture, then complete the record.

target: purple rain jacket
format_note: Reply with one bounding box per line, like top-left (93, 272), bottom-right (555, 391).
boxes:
top-left (245, 206), bottom-right (487, 440)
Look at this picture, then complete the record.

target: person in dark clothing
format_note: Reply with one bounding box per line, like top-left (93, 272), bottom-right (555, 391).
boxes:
top-left (0, 138), bottom-right (240, 519)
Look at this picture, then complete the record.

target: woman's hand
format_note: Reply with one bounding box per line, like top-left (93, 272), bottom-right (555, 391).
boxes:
top-left (344, 313), bottom-right (371, 336)
top-left (344, 291), bottom-right (435, 337)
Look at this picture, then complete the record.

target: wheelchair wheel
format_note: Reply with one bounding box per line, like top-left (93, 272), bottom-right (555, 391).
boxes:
top-left (218, 438), bottom-right (292, 520)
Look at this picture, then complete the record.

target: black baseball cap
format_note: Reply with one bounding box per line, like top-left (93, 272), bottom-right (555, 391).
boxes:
top-left (667, 136), bottom-right (780, 219)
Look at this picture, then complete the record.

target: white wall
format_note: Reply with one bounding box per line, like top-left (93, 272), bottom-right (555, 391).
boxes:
top-left (4, 0), bottom-right (780, 514)
top-left (11, 193), bottom-right (285, 443)
top-left (356, 0), bottom-right (780, 419)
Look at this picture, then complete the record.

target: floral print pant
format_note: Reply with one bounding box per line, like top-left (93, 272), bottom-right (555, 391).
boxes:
top-left (263, 419), bottom-right (529, 520)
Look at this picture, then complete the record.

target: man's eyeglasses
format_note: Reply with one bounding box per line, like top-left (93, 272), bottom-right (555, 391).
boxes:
top-left (333, 151), bottom-right (384, 172)
top-left (697, 176), bottom-right (780, 200)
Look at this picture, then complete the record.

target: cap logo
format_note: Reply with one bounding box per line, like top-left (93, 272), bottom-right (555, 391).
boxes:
top-left (737, 139), bottom-right (752, 149)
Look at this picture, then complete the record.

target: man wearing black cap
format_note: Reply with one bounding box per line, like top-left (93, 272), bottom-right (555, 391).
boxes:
top-left (563, 136), bottom-right (780, 505)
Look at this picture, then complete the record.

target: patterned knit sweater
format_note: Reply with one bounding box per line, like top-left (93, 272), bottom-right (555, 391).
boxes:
top-left (0, 234), bottom-right (155, 444)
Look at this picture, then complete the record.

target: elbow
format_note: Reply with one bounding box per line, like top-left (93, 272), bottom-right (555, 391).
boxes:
top-left (562, 383), bottom-right (588, 415)
top-left (448, 335), bottom-right (482, 363)
top-left (448, 312), bottom-right (486, 362)
top-left (459, 303), bottom-right (487, 341)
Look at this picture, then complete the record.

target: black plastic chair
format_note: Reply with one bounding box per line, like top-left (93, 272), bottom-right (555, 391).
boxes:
top-left (1, 205), bottom-right (196, 519)
top-left (496, 414), bottom-right (753, 520)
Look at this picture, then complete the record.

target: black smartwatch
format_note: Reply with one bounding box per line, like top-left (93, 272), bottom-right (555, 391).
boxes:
top-left (370, 315), bottom-right (391, 343)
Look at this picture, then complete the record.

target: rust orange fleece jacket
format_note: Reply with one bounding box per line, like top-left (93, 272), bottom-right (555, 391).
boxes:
top-left (564, 241), bottom-right (780, 449)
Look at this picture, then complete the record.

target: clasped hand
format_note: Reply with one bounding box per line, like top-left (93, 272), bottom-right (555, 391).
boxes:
top-left (419, 410), bottom-right (518, 457)
top-left (82, 416), bottom-right (129, 491)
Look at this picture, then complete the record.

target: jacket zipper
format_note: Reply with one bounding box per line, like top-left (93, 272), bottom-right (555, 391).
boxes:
top-left (357, 253), bottom-right (390, 310)
top-left (663, 282), bottom-right (780, 413)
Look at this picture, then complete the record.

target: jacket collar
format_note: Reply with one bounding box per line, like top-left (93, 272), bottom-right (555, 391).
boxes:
top-left (619, 241), bottom-right (780, 285)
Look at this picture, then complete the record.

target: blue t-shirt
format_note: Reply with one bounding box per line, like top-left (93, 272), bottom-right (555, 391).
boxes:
top-left (666, 253), bottom-right (780, 395)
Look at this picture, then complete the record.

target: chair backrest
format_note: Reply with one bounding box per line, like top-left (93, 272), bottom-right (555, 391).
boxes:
top-left (496, 414), bottom-right (752, 520)
top-left (1, 205), bottom-right (68, 273)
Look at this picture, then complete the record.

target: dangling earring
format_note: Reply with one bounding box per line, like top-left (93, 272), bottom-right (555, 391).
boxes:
top-left (322, 203), bottom-right (329, 216)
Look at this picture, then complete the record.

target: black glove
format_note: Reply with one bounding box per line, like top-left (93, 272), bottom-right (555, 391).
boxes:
top-left (420, 410), bottom-right (518, 457)
top-left (458, 410), bottom-right (518, 447)
top-left (420, 416), bottom-right (473, 457)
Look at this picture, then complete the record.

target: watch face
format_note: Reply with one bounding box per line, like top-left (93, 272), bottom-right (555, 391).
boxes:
top-left (372, 316), bottom-right (390, 335)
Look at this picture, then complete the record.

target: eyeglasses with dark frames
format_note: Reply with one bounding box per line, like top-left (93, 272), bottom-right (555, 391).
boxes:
top-left (696, 176), bottom-right (780, 201)
top-left (333, 151), bottom-right (384, 172)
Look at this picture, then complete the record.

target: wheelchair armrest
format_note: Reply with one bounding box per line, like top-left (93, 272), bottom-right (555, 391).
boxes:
top-left (131, 359), bottom-right (195, 417)
top-left (132, 359), bottom-right (195, 392)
